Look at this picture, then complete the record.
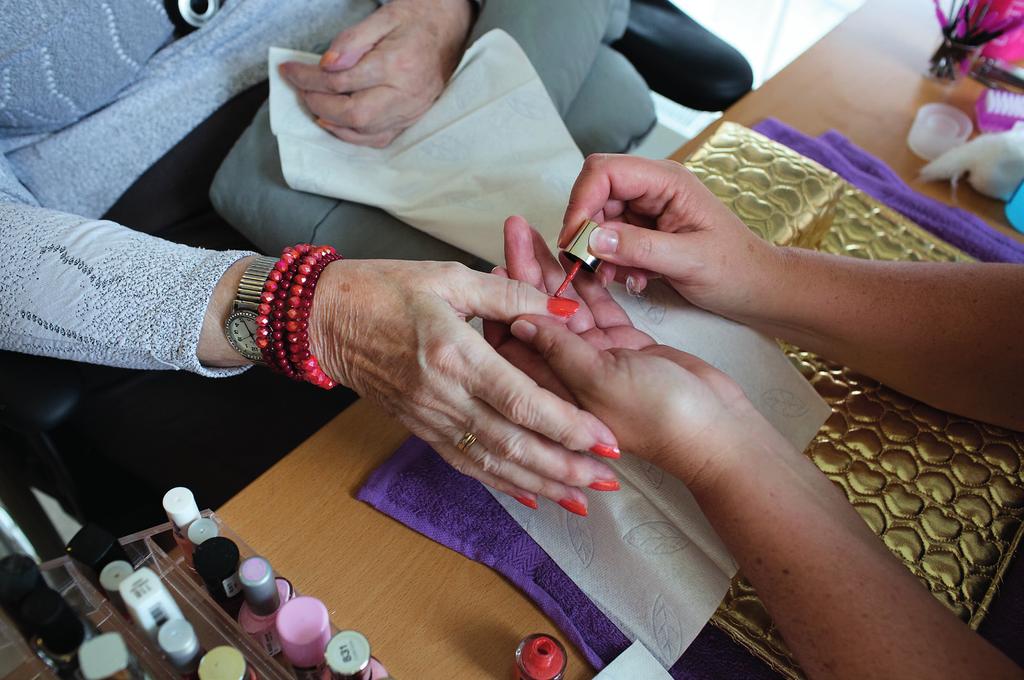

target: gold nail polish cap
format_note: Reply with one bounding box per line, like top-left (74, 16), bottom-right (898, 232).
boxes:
top-left (562, 220), bottom-right (602, 272)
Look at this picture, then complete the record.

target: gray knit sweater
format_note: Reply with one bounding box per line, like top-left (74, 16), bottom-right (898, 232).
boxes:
top-left (0, 0), bottom-right (378, 375)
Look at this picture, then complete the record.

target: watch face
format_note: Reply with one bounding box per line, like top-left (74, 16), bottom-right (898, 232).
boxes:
top-left (225, 312), bottom-right (263, 362)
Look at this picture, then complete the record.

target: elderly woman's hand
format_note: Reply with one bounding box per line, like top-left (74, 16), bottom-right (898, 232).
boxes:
top-left (559, 154), bottom-right (783, 321)
top-left (279, 0), bottom-right (473, 147)
top-left (307, 259), bottom-right (622, 513)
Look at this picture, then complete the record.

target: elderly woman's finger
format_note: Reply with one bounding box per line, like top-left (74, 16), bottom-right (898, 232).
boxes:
top-left (315, 119), bottom-right (396, 148)
top-left (303, 87), bottom-right (400, 133)
top-left (503, 216), bottom-right (547, 290)
top-left (465, 399), bottom-right (617, 489)
top-left (320, 8), bottom-right (399, 71)
top-left (434, 432), bottom-right (592, 515)
top-left (446, 266), bottom-right (581, 322)
top-left (431, 439), bottom-right (539, 509)
top-left (281, 55), bottom-right (386, 95)
top-left (482, 267), bottom-right (512, 348)
top-left (464, 337), bottom-right (620, 458)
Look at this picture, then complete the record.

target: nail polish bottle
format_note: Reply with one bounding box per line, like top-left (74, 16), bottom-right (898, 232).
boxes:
top-left (159, 619), bottom-right (204, 680)
top-left (186, 518), bottom-right (219, 550)
top-left (197, 646), bottom-right (257, 680)
top-left (0, 554), bottom-right (46, 633)
top-left (66, 523), bottom-right (130, 578)
top-left (163, 487), bottom-right (202, 565)
top-left (19, 587), bottom-right (89, 680)
top-left (98, 561), bottom-right (133, 615)
top-left (79, 631), bottom-right (146, 680)
top-left (193, 537), bottom-right (244, 618)
top-left (562, 220), bottom-right (604, 272)
top-left (325, 630), bottom-right (389, 680)
top-left (237, 556), bottom-right (293, 656)
top-left (513, 633), bottom-right (566, 680)
top-left (275, 596), bottom-right (331, 680)
top-left (118, 566), bottom-right (185, 641)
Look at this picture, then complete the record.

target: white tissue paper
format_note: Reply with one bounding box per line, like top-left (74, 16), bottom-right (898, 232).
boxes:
top-left (594, 640), bottom-right (674, 679)
top-left (491, 281), bottom-right (830, 670)
top-left (268, 30), bottom-right (584, 264)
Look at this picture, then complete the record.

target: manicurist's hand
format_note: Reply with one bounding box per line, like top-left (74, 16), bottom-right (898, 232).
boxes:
top-left (305, 259), bottom-right (623, 513)
top-left (507, 315), bottom-right (781, 491)
top-left (279, 0), bottom-right (473, 147)
top-left (559, 154), bottom-right (782, 320)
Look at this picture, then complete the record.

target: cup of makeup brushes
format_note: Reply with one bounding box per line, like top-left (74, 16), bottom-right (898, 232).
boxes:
top-left (929, 0), bottom-right (1024, 80)
top-left (929, 36), bottom-right (982, 80)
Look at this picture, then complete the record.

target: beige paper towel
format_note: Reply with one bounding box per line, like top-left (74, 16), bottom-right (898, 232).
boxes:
top-left (268, 30), bottom-right (584, 264)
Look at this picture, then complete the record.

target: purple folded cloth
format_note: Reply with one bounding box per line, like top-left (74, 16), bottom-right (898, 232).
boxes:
top-left (358, 120), bottom-right (1024, 677)
top-left (357, 439), bottom-right (778, 679)
top-left (753, 118), bottom-right (1024, 264)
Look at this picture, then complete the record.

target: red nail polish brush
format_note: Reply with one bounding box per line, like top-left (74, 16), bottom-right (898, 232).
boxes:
top-left (554, 261), bottom-right (581, 298)
top-left (554, 220), bottom-right (603, 298)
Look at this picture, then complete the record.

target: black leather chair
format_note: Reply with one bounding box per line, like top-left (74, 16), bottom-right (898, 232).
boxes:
top-left (614, 0), bottom-right (754, 111)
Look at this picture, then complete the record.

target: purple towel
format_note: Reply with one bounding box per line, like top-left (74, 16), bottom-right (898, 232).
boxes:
top-left (358, 120), bottom-right (1024, 677)
top-left (357, 439), bottom-right (779, 679)
top-left (753, 118), bottom-right (1024, 264)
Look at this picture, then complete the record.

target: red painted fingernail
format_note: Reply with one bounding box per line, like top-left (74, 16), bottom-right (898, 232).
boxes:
top-left (558, 499), bottom-right (588, 517)
top-left (514, 495), bottom-right (538, 510)
top-left (320, 50), bottom-right (341, 67)
top-left (547, 297), bottom-right (580, 318)
top-left (589, 444), bottom-right (621, 459)
top-left (588, 479), bottom-right (620, 492)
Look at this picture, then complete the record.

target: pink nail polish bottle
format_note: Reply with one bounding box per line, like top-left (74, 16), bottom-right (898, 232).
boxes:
top-left (275, 596), bottom-right (332, 680)
top-left (237, 556), bottom-right (294, 657)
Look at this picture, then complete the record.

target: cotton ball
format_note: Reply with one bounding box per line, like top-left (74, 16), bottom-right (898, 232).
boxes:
top-left (920, 129), bottom-right (1024, 201)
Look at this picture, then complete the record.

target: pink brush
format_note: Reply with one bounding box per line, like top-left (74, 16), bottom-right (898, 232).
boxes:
top-left (976, 88), bottom-right (1024, 132)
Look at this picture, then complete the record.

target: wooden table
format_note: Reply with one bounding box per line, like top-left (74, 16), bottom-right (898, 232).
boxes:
top-left (670, 0), bottom-right (1024, 244)
top-left (220, 2), bottom-right (1022, 678)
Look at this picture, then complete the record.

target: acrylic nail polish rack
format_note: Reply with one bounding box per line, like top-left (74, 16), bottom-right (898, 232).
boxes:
top-left (2, 511), bottom-right (299, 680)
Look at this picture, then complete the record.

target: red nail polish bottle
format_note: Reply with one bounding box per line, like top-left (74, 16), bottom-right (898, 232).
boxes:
top-left (513, 633), bottom-right (566, 680)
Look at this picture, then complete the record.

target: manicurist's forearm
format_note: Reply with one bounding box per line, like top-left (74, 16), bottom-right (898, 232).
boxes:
top-left (735, 248), bottom-right (1024, 430)
top-left (689, 430), bottom-right (1020, 679)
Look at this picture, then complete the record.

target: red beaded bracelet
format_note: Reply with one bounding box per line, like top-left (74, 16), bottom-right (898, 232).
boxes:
top-left (254, 243), bottom-right (341, 389)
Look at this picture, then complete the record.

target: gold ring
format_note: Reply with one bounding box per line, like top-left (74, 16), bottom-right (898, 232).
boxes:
top-left (456, 432), bottom-right (478, 453)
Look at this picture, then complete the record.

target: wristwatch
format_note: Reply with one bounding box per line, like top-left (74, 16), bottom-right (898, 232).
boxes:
top-left (224, 256), bottom-right (278, 363)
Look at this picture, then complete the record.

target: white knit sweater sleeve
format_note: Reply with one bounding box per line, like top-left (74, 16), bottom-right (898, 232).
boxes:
top-left (0, 196), bottom-right (256, 377)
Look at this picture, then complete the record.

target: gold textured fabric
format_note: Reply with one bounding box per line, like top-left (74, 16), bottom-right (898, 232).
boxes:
top-left (687, 124), bottom-right (844, 249)
top-left (684, 123), bottom-right (1024, 679)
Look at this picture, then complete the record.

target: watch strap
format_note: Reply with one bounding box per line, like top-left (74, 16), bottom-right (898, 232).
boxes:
top-left (234, 256), bottom-right (278, 312)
